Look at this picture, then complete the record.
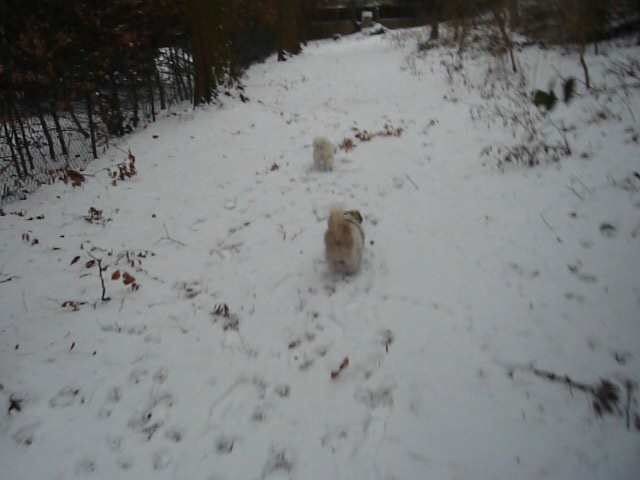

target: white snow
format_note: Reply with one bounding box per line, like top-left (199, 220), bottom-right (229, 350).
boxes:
top-left (1, 29), bottom-right (639, 480)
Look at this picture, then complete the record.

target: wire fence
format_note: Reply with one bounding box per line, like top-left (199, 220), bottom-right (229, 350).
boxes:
top-left (1, 46), bottom-right (194, 206)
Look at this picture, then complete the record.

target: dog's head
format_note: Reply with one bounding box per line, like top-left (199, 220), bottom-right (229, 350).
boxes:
top-left (344, 210), bottom-right (363, 224)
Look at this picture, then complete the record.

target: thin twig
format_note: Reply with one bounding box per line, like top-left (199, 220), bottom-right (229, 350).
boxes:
top-left (510, 363), bottom-right (628, 421)
top-left (87, 252), bottom-right (110, 301)
top-left (154, 223), bottom-right (186, 247)
top-left (530, 366), bottom-right (594, 394)
top-left (540, 213), bottom-right (553, 231)
top-left (570, 175), bottom-right (593, 194)
top-left (549, 119), bottom-right (572, 155)
top-left (97, 258), bottom-right (109, 301)
top-left (540, 213), bottom-right (562, 243)
top-left (218, 242), bottom-right (243, 252)
top-left (405, 173), bottom-right (419, 190)
top-left (624, 379), bottom-right (636, 431)
top-left (289, 228), bottom-right (304, 242)
top-left (566, 185), bottom-right (585, 202)
top-left (0, 264), bottom-right (14, 284)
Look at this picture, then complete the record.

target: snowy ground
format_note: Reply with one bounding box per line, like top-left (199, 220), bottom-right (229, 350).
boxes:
top-left (1, 28), bottom-right (639, 480)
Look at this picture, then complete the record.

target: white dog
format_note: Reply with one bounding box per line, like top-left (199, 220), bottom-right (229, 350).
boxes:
top-left (313, 136), bottom-right (335, 171)
top-left (324, 208), bottom-right (365, 274)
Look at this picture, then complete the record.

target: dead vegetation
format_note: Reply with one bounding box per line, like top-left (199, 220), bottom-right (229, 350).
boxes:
top-left (60, 168), bottom-right (87, 187)
top-left (508, 364), bottom-right (639, 430)
top-left (331, 357), bottom-right (350, 379)
top-left (109, 151), bottom-right (137, 186)
top-left (64, 244), bottom-right (152, 310)
top-left (338, 122), bottom-right (404, 152)
top-left (211, 303), bottom-right (240, 332)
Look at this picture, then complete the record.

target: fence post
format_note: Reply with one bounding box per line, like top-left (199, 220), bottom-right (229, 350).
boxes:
top-left (86, 93), bottom-right (98, 159)
top-left (2, 117), bottom-right (24, 179)
top-left (36, 105), bottom-right (57, 162)
top-left (50, 101), bottom-right (68, 156)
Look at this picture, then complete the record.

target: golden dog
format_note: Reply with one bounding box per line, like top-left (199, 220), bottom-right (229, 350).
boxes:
top-left (324, 208), bottom-right (364, 274)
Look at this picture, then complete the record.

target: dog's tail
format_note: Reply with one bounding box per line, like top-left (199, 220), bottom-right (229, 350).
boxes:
top-left (327, 208), bottom-right (351, 247)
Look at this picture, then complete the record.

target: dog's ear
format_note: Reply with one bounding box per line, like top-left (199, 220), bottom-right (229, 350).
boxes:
top-left (346, 210), bottom-right (363, 223)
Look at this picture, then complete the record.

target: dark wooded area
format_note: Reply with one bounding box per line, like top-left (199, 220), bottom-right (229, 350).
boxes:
top-left (1, 0), bottom-right (638, 203)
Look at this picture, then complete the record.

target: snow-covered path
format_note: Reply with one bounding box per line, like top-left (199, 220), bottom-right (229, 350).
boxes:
top-left (1, 32), bottom-right (639, 479)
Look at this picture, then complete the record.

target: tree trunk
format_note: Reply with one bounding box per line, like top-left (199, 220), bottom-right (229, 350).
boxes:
top-left (278, 0), bottom-right (302, 61)
top-left (169, 47), bottom-right (186, 101)
top-left (181, 48), bottom-right (195, 101)
top-left (429, 0), bottom-right (441, 41)
top-left (50, 101), bottom-right (68, 155)
top-left (2, 108), bottom-right (23, 179)
top-left (36, 105), bottom-right (56, 161)
top-left (153, 64), bottom-right (166, 110)
top-left (349, 0), bottom-right (358, 31)
top-left (580, 45), bottom-right (591, 89)
top-left (187, 0), bottom-right (232, 106)
top-left (86, 93), bottom-right (98, 159)
top-left (296, 0), bottom-right (306, 45)
top-left (12, 103), bottom-right (34, 170)
top-left (107, 76), bottom-right (124, 136)
top-left (637, 0), bottom-right (640, 45)
top-left (67, 103), bottom-right (90, 139)
top-left (509, 0), bottom-right (520, 30)
top-left (128, 69), bottom-right (139, 130)
top-left (148, 69), bottom-right (156, 122)
top-left (7, 106), bottom-right (28, 176)
top-left (188, 0), bottom-right (216, 105)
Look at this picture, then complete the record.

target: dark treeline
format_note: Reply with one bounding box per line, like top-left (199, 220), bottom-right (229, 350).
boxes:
top-left (2, 0), bottom-right (186, 147)
top-left (1, 1), bottom-right (638, 203)
top-left (0, 0), bottom-right (283, 201)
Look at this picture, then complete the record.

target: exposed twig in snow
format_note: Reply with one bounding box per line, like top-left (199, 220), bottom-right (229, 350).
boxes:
top-left (0, 264), bottom-right (17, 284)
top-left (87, 252), bottom-right (110, 302)
top-left (206, 378), bottom-right (249, 430)
top-left (508, 364), bottom-right (636, 424)
top-left (405, 174), bottom-right (419, 190)
top-left (331, 357), bottom-right (350, 379)
top-left (624, 379), bottom-right (637, 431)
top-left (289, 228), bottom-right (304, 242)
top-left (155, 223), bottom-right (186, 247)
top-left (278, 224), bottom-right (286, 240)
top-left (86, 384), bottom-right (100, 405)
top-left (549, 119), bottom-right (572, 156)
top-left (539, 213), bottom-right (562, 243)
top-left (296, 289), bottom-right (305, 313)
top-left (566, 185), bottom-right (585, 202)
top-left (218, 241), bottom-right (243, 252)
top-left (570, 176), bottom-right (593, 194)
